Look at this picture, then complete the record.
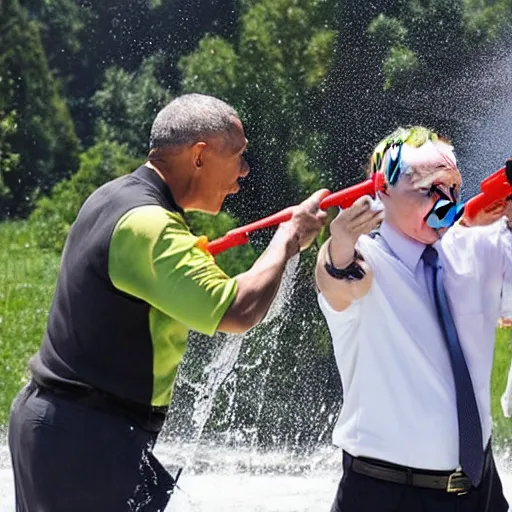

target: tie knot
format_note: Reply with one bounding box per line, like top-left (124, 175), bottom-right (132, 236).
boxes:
top-left (422, 245), bottom-right (439, 268)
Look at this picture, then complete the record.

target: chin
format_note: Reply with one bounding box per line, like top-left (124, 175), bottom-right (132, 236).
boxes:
top-left (422, 226), bottom-right (446, 244)
top-left (405, 225), bottom-right (440, 245)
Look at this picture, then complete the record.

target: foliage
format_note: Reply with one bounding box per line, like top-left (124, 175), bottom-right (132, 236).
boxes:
top-left (180, 0), bottom-right (337, 220)
top-left (93, 56), bottom-right (174, 157)
top-left (20, 0), bottom-right (86, 82)
top-left (368, 14), bottom-right (408, 50)
top-left (0, 111), bottom-right (19, 202)
top-left (180, 37), bottom-right (241, 103)
top-left (0, 0), bottom-right (79, 217)
top-left (30, 141), bottom-right (141, 252)
top-left (187, 211), bottom-right (256, 276)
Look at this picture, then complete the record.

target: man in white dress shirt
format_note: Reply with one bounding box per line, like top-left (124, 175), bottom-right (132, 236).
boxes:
top-left (316, 126), bottom-right (510, 511)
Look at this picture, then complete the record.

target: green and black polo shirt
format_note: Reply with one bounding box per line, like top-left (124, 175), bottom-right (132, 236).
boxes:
top-left (29, 165), bottom-right (237, 411)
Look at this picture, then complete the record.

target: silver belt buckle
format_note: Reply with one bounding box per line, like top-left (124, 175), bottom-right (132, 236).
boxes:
top-left (446, 471), bottom-right (469, 495)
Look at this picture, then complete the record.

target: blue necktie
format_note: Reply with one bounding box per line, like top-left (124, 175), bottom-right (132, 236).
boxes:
top-left (422, 245), bottom-right (483, 486)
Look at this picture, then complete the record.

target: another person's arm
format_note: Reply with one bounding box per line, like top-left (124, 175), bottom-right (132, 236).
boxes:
top-left (458, 197), bottom-right (512, 228)
top-left (456, 196), bottom-right (512, 286)
top-left (315, 196), bottom-right (384, 311)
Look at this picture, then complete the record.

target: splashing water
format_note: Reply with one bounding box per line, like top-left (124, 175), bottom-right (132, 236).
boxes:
top-left (0, 443), bottom-right (512, 511)
top-left (177, 254), bottom-right (300, 465)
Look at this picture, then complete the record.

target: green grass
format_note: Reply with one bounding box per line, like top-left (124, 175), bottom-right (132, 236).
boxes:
top-left (1, 219), bottom-right (512, 449)
top-left (492, 327), bottom-right (512, 446)
top-left (0, 221), bottom-right (59, 425)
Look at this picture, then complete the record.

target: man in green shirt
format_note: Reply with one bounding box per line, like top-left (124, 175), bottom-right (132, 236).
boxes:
top-left (8, 93), bottom-right (327, 512)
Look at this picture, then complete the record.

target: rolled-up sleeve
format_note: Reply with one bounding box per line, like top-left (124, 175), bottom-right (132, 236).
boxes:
top-left (108, 205), bottom-right (237, 336)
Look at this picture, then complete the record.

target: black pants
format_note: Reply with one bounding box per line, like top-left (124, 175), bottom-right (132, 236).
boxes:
top-left (8, 382), bottom-right (176, 512)
top-left (331, 451), bottom-right (509, 512)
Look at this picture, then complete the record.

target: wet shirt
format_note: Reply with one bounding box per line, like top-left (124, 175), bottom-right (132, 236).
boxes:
top-left (318, 219), bottom-right (512, 471)
top-left (30, 166), bottom-right (237, 409)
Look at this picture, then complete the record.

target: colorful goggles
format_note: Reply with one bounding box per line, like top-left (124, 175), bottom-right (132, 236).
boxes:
top-left (425, 198), bottom-right (465, 229)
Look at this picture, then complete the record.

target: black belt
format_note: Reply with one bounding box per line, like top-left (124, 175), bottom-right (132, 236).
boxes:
top-left (30, 379), bottom-right (168, 433)
top-left (347, 445), bottom-right (492, 495)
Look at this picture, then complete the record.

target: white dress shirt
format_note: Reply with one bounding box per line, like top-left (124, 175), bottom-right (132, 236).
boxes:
top-left (318, 218), bottom-right (512, 470)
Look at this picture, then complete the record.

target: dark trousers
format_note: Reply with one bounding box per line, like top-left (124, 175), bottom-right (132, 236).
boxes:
top-left (8, 382), bottom-right (175, 512)
top-left (331, 451), bottom-right (509, 512)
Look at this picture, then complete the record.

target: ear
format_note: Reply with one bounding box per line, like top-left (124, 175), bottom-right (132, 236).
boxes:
top-left (191, 142), bottom-right (207, 169)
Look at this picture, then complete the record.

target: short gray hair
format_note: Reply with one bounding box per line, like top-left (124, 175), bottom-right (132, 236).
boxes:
top-left (149, 93), bottom-right (239, 149)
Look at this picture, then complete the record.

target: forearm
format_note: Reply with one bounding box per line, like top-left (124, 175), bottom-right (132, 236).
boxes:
top-left (315, 237), bottom-right (373, 312)
top-left (217, 225), bottom-right (299, 333)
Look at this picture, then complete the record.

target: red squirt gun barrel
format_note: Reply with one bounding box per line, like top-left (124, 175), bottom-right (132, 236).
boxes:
top-left (206, 172), bottom-right (385, 256)
top-left (463, 159), bottom-right (512, 221)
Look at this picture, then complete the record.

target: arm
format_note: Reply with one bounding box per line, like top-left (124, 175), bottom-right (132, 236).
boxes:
top-left (457, 197), bottom-right (512, 285)
top-left (315, 196), bottom-right (383, 312)
top-left (217, 224), bottom-right (298, 333)
top-left (458, 197), bottom-right (511, 228)
top-left (109, 206), bottom-right (238, 336)
top-left (109, 191), bottom-right (327, 336)
top-left (218, 190), bottom-right (328, 332)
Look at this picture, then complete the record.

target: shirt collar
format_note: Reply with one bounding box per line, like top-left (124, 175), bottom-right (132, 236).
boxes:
top-left (379, 221), bottom-right (426, 273)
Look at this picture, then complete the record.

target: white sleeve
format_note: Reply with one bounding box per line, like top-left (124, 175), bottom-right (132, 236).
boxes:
top-left (456, 217), bottom-right (512, 286)
top-left (317, 292), bottom-right (362, 345)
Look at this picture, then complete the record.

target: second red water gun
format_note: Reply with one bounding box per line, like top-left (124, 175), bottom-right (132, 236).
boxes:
top-left (206, 172), bottom-right (385, 256)
top-left (463, 158), bottom-right (512, 221)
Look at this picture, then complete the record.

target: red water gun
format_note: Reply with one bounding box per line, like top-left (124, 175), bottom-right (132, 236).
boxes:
top-left (206, 172), bottom-right (385, 256)
top-left (463, 159), bottom-right (512, 221)
top-left (206, 159), bottom-right (512, 256)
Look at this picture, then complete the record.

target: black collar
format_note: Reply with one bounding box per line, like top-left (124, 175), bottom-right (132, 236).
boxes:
top-left (132, 165), bottom-right (185, 215)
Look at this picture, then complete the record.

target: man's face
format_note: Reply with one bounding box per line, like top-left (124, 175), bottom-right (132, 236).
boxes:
top-left (197, 117), bottom-right (249, 214)
top-left (381, 142), bottom-right (462, 244)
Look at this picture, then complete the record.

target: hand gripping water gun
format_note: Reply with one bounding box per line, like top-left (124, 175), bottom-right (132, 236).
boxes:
top-left (206, 172), bottom-right (386, 256)
top-left (463, 158), bottom-right (512, 221)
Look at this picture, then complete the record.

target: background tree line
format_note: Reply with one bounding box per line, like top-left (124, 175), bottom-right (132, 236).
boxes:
top-left (2, 0), bottom-right (512, 447)
top-left (3, 0), bottom-right (512, 227)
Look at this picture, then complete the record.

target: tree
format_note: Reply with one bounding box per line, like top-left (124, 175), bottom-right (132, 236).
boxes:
top-left (30, 141), bottom-right (140, 251)
top-left (321, 0), bottom-right (512, 191)
top-left (180, 0), bottom-right (337, 222)
top-left (20, 0), bottom-right (86, 84)
top-left (92, 56), bottom-right (173, 157)
top-left (0, 0), bottom-right (80, 217)
top-left (0, 111), bottom-right (20, 203)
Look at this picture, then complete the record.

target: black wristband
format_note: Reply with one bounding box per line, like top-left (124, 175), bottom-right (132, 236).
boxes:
top-left (324, 245), bottom-right (366, 281)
